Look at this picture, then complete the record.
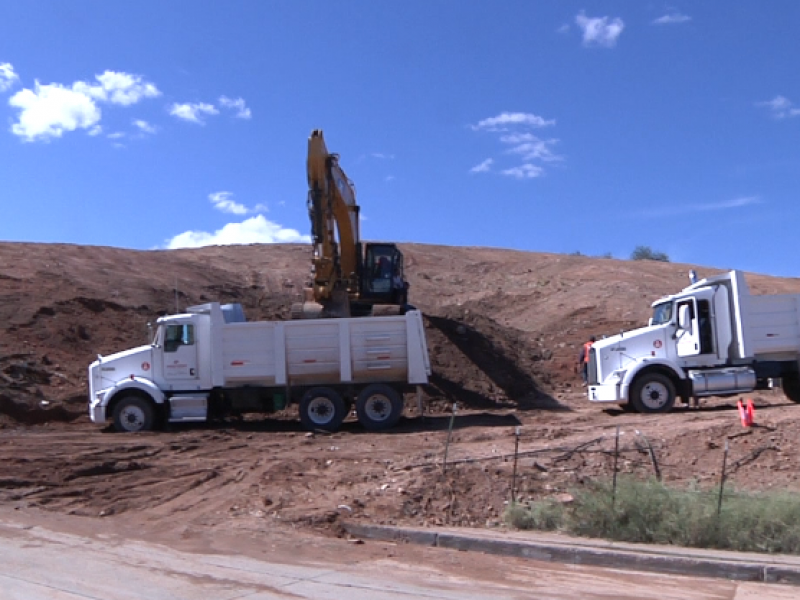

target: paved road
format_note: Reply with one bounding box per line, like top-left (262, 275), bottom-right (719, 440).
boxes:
top-left (0, 511), bottom-right (797, 600)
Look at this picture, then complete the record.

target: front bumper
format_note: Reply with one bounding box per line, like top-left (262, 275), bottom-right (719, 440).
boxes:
top-left (587, 382), bottom-right (629, 404)
top-left (88, 389), bottom-right (109, 424)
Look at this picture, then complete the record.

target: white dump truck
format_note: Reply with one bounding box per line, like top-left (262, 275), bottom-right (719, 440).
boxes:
top-left (88, 302), bottom-right (431, 432)
top-left (588, 270), bottom-right (800, 412)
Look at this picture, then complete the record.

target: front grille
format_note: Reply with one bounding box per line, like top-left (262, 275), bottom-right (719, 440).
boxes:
top-left (588, 348), bottom-right (599, 385)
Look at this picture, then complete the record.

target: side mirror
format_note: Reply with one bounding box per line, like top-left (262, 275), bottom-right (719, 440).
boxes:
top-left (678, 304), bottom-right (693, 333)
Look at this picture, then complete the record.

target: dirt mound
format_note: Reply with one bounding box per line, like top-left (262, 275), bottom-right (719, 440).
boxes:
top-left (422, 308), bottom-right (559, 412)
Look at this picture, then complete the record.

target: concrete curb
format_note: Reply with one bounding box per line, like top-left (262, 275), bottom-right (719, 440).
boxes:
top-left (343, 523), bottom-right (800, 586)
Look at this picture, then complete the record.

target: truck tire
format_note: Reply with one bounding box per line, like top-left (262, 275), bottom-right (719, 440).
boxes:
top-left (630, 373), bottom-right (676, 414)
top-left (356, 384), bottom-right (404, 431)
top-left (112, 395), bottom-right (155, 433)
top-left (299, 387), bottom-right (347, 432)
top-left (783, 376), bottom-right (800, 403)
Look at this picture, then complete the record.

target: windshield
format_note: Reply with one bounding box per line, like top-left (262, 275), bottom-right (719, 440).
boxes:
top-left (651, 301), bottom-right (674, 326)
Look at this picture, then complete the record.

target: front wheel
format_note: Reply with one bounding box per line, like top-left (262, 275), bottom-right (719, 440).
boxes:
top-left (299, 387), bottom-right (347, 432)
top-left (112, 395), bottom-right (156, 433)
top-left (356, 384), bottom-right (404, 431)
top-left (630, 373), bottom-right (676, 414)
top-left (783, 376), bottom-right (800, 403)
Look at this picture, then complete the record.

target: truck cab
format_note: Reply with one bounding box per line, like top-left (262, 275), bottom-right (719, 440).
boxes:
top-left (588, 270), bottom-right (800, 412)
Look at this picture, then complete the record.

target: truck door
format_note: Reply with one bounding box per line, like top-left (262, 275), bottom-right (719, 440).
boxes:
top-left (676, 298), bottom-right (701, 358)
top-left (162, 322), bottom-right (200, 387)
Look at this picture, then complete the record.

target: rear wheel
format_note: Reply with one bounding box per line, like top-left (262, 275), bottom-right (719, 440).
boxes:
top-left (783, 376), bottom-right (800, 403)
top-left (299, 387), bottom-right (347, 432)
top-left (112, 395), bottom-right (155, 433)
top-left (356, 384), bottom-right (404, 430)
top-left (630, 373), bottom-right (676, 414)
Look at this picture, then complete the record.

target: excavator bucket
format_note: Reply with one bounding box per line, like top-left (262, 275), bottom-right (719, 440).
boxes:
top-left (370, 305), bottom-right (403, 317)
top-left (291, 289), bottom-right (351, 320)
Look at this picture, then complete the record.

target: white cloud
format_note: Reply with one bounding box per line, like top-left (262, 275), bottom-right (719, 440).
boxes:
top-left (557, 23), bottom-right (570, 34)
top-left (88, 125), bottom-right (103, 136)
top-left (504, 136), bottom-right (563, 162)
top-left (209, 191), bottom-right (267, 215)
top-left (652, 12), bottom-right (691, 25)
top-left (210, 191), bottom-right (249, 215)
top-left (107, 131), bottom-right (125, 139)
top-left (219, 95), bottom-right (252, 119)
top-left (470, 158), bottom-right (493, 173)
top-left (641, 196), bottom-right (763, 217)
top-left (8, 70), bottom-right (160, 142)
top-left (575, 12), bottom-right (624, 48)
top-left (501, 164), bottom-right (544, 179)
top-left (757, 95), bottom-right (800, 119)
top-left (9, 82), bottom-right (102, 141)
top-left (133, 119), bottom-right (157, 134)
top-left (385, 175), bottom-right (395, 182)
top-left (0, 62), bottom-right (19, 93)
top-left (169, 102), bottom-right (219, 124)
top-left (165, 215), bottom-right (310, 249)
top-left (73, 71), bottom-right (161, 105)
top-left (471, 112), bottom-right (555, 131)
top-left (371, 152), bottom-right (395, 159)
top-left (470, 113), bottom-right (563, 179)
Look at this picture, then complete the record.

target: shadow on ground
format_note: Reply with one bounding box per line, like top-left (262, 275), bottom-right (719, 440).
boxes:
top-left (424, 313), bottom-right (566, 412)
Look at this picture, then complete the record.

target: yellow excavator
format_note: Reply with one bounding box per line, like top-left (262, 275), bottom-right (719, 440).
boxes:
top-left (292, 129), bottom-right (409, 319)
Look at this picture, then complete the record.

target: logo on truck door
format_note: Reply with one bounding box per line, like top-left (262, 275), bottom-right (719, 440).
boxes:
top-left (653, 340), bottom-right (662, 349)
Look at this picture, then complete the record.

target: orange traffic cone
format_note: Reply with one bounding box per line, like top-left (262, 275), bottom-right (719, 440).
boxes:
top-left (737, 399), bottom-right (755, 427)
top-left (746, 398), bottom-right (756, 426)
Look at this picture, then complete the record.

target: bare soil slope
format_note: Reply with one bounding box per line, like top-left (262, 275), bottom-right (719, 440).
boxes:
top-left (2, 242), bottom-right (800, 537)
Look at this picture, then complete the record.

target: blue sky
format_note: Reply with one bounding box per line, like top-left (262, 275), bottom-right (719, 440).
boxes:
top-left (1, 1), bottom-right (799, 276)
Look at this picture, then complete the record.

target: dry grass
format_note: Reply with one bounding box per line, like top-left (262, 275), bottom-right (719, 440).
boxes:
top-left (506, 477), bottom-right (800, 555)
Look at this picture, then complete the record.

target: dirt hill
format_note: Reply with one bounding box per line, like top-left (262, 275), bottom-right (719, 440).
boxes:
top-left (2, 241), bottom-right (798, 424)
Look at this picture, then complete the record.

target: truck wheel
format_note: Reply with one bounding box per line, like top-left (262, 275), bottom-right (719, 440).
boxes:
top-left (630, 373), bottom-right (676, 413)
top-left (783, 376), bottom-right (800, 403)
top-left (356, 384), bottom-right (403, 431)
top-left (299, 387), bottom-right (347, 432)
top-left (112, 395), bottom-right (155, 433)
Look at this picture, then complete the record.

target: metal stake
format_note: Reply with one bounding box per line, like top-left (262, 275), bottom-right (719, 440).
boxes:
top-left (636, 430), bottom-right (661, 481)
top-left (442, 402), bottom-right (457, 474)
top-left (717, 439), bottom-right (729, 517)
top-left (511, 426), bottom-right (521, 503)
top-left (612, 425), bottom-right (620, 509)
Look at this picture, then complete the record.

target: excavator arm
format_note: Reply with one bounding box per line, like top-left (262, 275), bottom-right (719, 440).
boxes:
top-left (306, 130), bottom-right (360, 303)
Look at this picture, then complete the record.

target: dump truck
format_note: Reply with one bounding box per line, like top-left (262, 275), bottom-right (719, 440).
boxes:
top-left (88, 302), bottom-right (431, 432)
top-left (587, 270), bottom-right (800, 412)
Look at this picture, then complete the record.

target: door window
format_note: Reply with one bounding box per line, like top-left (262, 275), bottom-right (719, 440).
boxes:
top-left (164, 324), bottom-right (194, 353)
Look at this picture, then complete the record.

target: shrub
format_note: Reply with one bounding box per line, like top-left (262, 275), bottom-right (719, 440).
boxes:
top-left (630, 246), bottom-right (670, 262)
top-left (505, 477), bottom-right (800, 555)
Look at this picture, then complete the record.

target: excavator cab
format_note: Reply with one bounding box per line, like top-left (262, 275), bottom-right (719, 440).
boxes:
top-left (361, 243), bottom-right (408, 307)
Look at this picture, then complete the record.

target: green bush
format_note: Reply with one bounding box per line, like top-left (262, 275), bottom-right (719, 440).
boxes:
top-left (630, 246), bottom-right (670, 262)
top-left (505, 477), bottom-right (800, 555)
